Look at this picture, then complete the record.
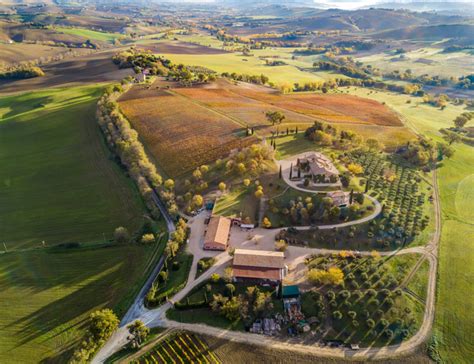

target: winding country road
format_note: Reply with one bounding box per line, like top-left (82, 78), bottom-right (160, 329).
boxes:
top-left (93, 168), bottom-right (440, 363)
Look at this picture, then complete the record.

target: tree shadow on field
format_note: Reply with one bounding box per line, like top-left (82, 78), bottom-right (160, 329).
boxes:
top-left (6, 266), bottom-right (120, 350)
top-left (0, 94), bottom-right (54, 121)
top-left (0, 245), bottom-right (146, 359)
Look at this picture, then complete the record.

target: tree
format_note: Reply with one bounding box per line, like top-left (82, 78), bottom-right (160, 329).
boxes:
top-left (211, 273), bottom-right (220, 283)
top-left (437, 142), bottom-right (454, 160)
top-left (127, 320), bottom-right (149, 348)
top-left (275, 239), bottom-right (288, 252)
top-left (443, 132), bottom-right (461, 145)
top-left (279, 165), bottom-right (282, 179)
top-left (114, 227), bottom-right (130, 244)
top-left (89, 309), bottom-right (119, 341)
top-left (225, 283), bottom-right (236, 297)
top-left (221, 296), bottom-right (241, 321)
top-left (218, 182), bottom-right (226, 192)
top-left (255, 189), bottom-right (264, 199)
top-left (347, 163), bottom-right (364, 175)
top-left (192, 194), bottom-right (204, 209)
top-left (243, 178), bottom-right (251, 187)
top-left (307, 267), bottom-right (344, 286)
top-left (164, 179), bottom-right (175, 190)
top-left (262, 217), bottom-right (272, 228)
top-left (141, 233), bottom-right (155, 244)
top-left (265, 110), bottom-right (285, 125)
top-left (453, 112), bottom-right (473, 129)
top-left (332, 311), bottom-right (343, 320)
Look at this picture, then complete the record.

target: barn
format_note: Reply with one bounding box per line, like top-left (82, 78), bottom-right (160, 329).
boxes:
top-left (203, 216), bottom-right (231, 251)
top-left (232, 249), bottom-right (286, 283)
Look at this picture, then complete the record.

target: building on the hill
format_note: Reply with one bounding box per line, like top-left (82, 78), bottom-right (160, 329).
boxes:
top-left (203, 216), bottom-right (231, 251)
top-left (296, 152), bottom-right (339, 183)
top-left (232, 249), bottom-right (286, 283)
top-left (327, 190), bottom-right (350, 207)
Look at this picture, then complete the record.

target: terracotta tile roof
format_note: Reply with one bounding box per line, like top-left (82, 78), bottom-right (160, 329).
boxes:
top-left (233, 266), bottom-right (282, 280)
top-left (233, 249), bottom-right (284, 269)
top-left (204, 216), bottom-right (231, 249)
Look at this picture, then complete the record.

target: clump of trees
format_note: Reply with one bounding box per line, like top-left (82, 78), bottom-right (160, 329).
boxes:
top-left (0, 65), bottom-right (44, 80)
top-left (70, 309), bottom-right (119, 363)
top-left (221, 71), bottom-right (269, 85)
top-left (210, 285), bottom-right (274, 325)
top-left (305, 121), bottom-right (362, 150)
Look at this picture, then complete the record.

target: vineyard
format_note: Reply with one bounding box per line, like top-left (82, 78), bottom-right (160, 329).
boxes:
top-left (135, 332), bottom-right (221, 364)
top-left (119, 89), bottom-right (255, 177)
top-left (119, 79), bottom-right (411, 177)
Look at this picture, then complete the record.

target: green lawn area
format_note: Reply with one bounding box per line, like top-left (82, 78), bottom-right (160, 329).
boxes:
top-left (344, 86), bottom-right (474, 362)
top-left (0, 242), bottom-right (164, 363)
top-left (55, 27), bottom-right (122, 43)
top-left (435, 142), bottom-right (474, 363)
top-left (0, 85), bottom-right (163, 363)
top-left (0, 85), bottom-right (144, 249)
top-left (213, 186), bottom-right (259, 224)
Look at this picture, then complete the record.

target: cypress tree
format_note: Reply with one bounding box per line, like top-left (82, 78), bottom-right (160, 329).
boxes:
top-left (279, 165), bottom-right (282, 179)
top-left (290, 163), bottom-right (293, 179)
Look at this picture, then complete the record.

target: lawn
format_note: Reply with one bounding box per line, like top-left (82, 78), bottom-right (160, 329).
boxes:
top-left (435, 142), bottom-right (474, 363)
top-left (0, 85), bottom-right (144, 249)
top-left (55, 27), bottom-right (122, 43)
top-left (0, 242), bottom-right (164, 363)
top-left (0, 85), bottom-right (163, 363)
top-left (213, 187), bottom-right (259, 224)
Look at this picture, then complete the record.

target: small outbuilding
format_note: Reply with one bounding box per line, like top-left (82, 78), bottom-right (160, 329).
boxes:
top-left (203, 216), bottom-right (231, 251)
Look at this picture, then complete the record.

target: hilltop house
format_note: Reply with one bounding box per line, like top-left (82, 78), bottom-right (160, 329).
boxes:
top-left (296, 152), bottom-right (339, 183)
top-left (232, 249), bottom-right (286, 283)
top-left (203, 216), bottom-right (231, 251)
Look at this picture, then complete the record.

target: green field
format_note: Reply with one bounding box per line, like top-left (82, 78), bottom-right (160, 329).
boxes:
top-left (55, 27), bottom-right (122, 43)
top-left (356, 47), bottom-right (474, 79)
top-left (147, 35), bottom-right (340, 87)
top-left (0, 85), bottom-right (159, 363)
top-left (0, 85), bottom-right (143, 249)
top-left (0, 243), bottom-right (163, 363)
top-left (339, 86), bottom-right (473, 362)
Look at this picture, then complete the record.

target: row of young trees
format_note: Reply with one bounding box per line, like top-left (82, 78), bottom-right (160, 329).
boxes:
top-left (97, 83), bottom-right (178, 219)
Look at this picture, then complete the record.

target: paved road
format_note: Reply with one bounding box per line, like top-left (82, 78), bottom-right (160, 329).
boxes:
top-left (93, 171), bottom-right (440, 363)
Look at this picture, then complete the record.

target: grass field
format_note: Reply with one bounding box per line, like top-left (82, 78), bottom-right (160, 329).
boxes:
top-left (0, 85), bottom-right (143, 249)
top-left (340, 86), bottom-right (474, 362)
top-left (0, 85), bottom-right (160, 363)
top-left (356, 47), bottom-right (474, 79)
top-left (0, 243), bottom-right (163, 363)
top-left (55, 27), bottom-right (122, 43)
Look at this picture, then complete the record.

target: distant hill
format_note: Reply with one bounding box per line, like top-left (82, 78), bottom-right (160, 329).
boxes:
top-left (374, 23), bottom-right (474, 43)
top-left (370, 2), bottom-right (474, 16)
top-left (282, 8), bottom-right (442, 32)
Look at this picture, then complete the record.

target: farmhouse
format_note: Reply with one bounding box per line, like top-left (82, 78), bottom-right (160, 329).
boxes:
top-left (232, 249), bottom-right (286, 282)
top-left (203, 216), bottom-right (231, 251)
top-left (327, 190), bottom-right (350, 207)
top-left (297, 152), bottom-right (339, 183)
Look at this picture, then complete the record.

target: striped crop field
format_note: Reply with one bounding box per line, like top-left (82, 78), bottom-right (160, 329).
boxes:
top-left (135, 332), bottom-right (221, 364)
